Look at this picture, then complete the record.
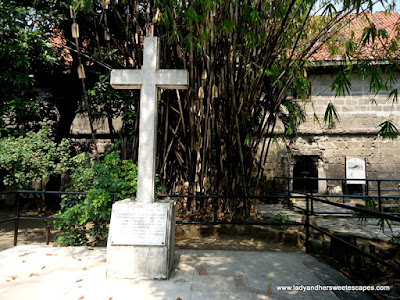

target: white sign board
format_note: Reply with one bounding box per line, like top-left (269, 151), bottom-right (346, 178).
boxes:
top-left (110, 207), bottom-right (168, 246)
top-left (346, 158), bottom-right (366, 184)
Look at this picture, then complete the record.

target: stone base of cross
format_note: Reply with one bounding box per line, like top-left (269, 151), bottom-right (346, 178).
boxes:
top-left (106, 37), bottom-right (188, 280)
top-left (106, 200), bottom-right (176, 279)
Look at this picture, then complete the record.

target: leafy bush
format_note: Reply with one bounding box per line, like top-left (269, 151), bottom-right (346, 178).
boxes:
top-left (53, 150), bottom-right (138, 246)
top-left (272, 212), bottom-right (293, 229)
top-left (0, 123), bottom-right (70, 189)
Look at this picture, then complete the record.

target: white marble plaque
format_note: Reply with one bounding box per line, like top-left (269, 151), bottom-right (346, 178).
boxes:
top-left (346, 158), bottom-right (366, 184)
top-left (111, 207), bottom-right (168, 246)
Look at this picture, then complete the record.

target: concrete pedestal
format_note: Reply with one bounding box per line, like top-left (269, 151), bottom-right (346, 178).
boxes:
top-left (106, 199), bottom-right (176, 279)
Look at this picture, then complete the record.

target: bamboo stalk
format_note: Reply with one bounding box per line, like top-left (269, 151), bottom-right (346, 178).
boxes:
top-left (70, 6), bottom-right (100, 161)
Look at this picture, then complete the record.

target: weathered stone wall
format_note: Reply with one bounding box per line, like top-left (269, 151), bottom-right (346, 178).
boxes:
top-left (261, 71), bottom-right (400, 193)
top-left (302, 73), bottom-right (400, 133)
top-left (70, 114), bottom-right (123, 153)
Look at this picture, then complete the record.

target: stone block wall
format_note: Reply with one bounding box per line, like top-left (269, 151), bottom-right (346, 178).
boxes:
top-left (300, 73), bottom-right (400, 134)
top-left (260, 71), bottom-right (400, 193)
top-left (262, 134), bottom-right (400, 192)
top-left (69, 114), bottom-right (123, 153)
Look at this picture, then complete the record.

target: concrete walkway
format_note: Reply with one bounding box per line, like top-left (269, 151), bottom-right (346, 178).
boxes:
top-left (0, 245), bottom-right (370, 300)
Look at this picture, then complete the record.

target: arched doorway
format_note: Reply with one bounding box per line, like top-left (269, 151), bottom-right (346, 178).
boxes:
top-left (293, 156), bottom-right (318, 193)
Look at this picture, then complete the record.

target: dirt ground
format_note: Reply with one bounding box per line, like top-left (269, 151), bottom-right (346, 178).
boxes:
top-left (0, 209), bottom-right (302, 252)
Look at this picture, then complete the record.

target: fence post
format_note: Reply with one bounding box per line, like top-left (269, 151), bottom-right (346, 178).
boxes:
top-left (273, 177), bottom-right (276, 195)
top-left (305, 195), bottom-right (310, 254)
top-left (377, 180), bottom-right (382, 212)
top-left (13, 192), bottom-right (20, 247)
top-left (343, 179), bottom-right (350, 203)
top-left (310, 184), bottom-right (314, 215)
top-left (310, 196), bottom-right (314, 215)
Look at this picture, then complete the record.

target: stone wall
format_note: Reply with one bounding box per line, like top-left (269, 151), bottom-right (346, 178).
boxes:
top-left (69, 114), bottom-right (123, 153)
top-left (302, 73), bottom-right (400, 134)
top-left (261, 70), bottom-right (400, 193)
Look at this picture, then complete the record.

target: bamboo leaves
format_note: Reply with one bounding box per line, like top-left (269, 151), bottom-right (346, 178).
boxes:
top-left (387, 88), bottom-right (398, 103)
top-left (324, 102), bottom-right (340, 129)
top-left (184, 6), bottom-right (201, 29)
top-left (331, 69), bottom-right (352, 97)
top-left (378, 120), bottom-right (399, 139)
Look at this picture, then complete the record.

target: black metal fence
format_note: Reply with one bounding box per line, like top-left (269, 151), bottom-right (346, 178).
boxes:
top-left (1, 189), bottom-right (400, 275)
top-left (0, 191), bottom-right (303, 246)
top-left (304, 195), bottom-right (400, 274)
top-left (274, 176), bottom-right (400, 212)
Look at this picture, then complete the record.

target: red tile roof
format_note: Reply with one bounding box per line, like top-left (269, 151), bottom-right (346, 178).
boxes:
top-left (310, 11), bottom-right (400, 61)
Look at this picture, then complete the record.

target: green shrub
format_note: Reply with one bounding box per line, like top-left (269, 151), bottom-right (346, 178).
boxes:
top-left (272, 212), bottom-right (293, 229)
top-left (0, 122), bottom-right (70, 189)
top-left (53, 150), bottom-right (138, 246)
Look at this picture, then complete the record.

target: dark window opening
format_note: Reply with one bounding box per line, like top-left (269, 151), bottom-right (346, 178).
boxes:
top-left (293, 156), bottom-right (318, 193)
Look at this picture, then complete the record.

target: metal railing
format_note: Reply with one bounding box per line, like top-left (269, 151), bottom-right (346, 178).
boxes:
top-left (274, 176), bottom-right (400, 212)
top-left (1, 189), bottom-right (400, 275)
top-left (304, 194), bottom-right (400, 275)
top-left (1, 190), bottom-right (303, 247)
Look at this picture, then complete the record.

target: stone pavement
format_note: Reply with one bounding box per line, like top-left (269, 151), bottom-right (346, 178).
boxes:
top-left (0, 245), bottom-right (371, 300)
top-left (258, 200), bottom-right (400, 241)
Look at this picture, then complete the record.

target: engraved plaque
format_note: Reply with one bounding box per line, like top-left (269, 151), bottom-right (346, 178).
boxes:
top-left (111, 207), bottom-right (168, 246)
top-left (346, 158), bottom-right (366, 184)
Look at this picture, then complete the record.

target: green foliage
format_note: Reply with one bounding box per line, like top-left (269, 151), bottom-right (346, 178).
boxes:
top-left (358, 196), bottom-right (393, 234)
top-left (387, 88), bottom-right (398, 103)
top-left (369, 67), bottom-right (384, 94)
top-left (331, 69), bottom-right (352, 97)
top-left (378, 120), bottom-right (399, 139)
top-left (53, 150), bottom-right (138, 246)
top-left (324, 102), bottom-right (340, 129)
top-left (0, 1), bottom-right (64, 135)
top-left (71, 0), bottom-right (93, 12)
top-left (377, 216), bottom-right (392, 233)
top-left (361, 24), bottom-right (377, 45)
top-left (0, 122), bottom-right (70, 189)
top-left (357, 196), bottom-right (376, 223)
top-left (389, 234), bottom-right (400, 245)
top-left (272, 212), bottom-right (293, 229)
top-left (85, 74), bottom-right (137, 135)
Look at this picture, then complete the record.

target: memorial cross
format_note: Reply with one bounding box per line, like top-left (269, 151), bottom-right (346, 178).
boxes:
top-left (111, 37), bottom-right (188, 203)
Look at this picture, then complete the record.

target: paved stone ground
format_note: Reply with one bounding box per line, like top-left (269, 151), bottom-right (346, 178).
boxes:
top-left (258, 200), bottom-right (400, 241)
top-left (0, 245), bottom-right (373, 300)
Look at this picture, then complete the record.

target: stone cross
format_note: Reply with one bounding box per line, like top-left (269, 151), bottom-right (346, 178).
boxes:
top-left (111, 37), bottom-right (188, 203)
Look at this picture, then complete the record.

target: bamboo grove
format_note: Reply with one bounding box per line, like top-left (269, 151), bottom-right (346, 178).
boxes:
top-left (54, 0), bottom-right (391, 220)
